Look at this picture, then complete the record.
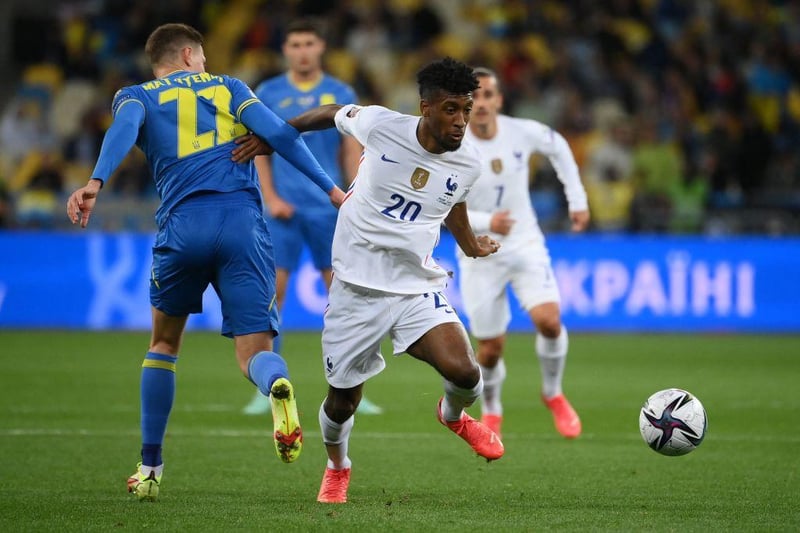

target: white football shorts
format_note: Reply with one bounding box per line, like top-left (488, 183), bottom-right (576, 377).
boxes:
top-left (458, 246), bottom-right (560, 339)
top-left (321, 277), bottom-right (464, 388)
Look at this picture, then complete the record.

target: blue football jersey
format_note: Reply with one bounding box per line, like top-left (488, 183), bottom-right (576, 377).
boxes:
top-left (255, 73), bottom-right (356, 211)
top-left (112, 71), bottom-right (262, 226)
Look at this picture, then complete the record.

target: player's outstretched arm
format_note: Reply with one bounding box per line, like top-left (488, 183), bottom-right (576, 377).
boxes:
top-left (231, 134), bottom-right (274, 162)
top-left (241, 102), bottom-right (337, 195)
top-left (66, 103), bottom-right (142, 228)
top-left (445, 202), bottom-right (501, 258)
top-left (288, 104), bottom-right (343, 133)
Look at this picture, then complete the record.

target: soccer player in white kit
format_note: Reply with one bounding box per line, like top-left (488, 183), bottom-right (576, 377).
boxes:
top-left (458, 67), bottom-right (590, 440)
top-left (271, 58), bottom-right (505, 503)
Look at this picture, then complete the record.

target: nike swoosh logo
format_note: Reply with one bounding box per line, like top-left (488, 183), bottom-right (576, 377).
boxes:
top-left (381, 154), bottom-right (400, 164)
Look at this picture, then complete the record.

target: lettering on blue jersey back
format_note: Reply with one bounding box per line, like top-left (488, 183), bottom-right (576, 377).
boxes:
top-left (116, 73), bottom-right (259, 229)
top-left (141, 79), bottom-right (172, 90)
top-left (172, 72), bottom-right (223, 87)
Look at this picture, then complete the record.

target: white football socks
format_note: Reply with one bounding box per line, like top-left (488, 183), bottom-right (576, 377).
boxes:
top-left (536, 326), bottom-right (568, 399)
top-left (441, 376), bottom-right (483, 422)
top-left (479, 359), bottom-right (507, 416)
top-left (318, 402), bottom-right (354, 470)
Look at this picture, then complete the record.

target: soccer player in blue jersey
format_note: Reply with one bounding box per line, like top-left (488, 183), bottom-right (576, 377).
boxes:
top-left (241, 19), bottom-right (383, 416)
top-left (65, 23), bottom-right (344, 501)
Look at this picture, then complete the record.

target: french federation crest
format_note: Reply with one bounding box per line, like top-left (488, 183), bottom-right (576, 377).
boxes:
top-left (445, 176), bottom-right (458, 196)
top-left (491, 158), bottom-right (503, 174)
top-left (410, 167), bottom-right (430, 190)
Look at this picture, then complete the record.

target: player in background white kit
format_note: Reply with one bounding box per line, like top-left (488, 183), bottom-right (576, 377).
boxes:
top-left (267, 58), bottom-right (505, 504)
top-left (458, 67), bottom-right (590, 440)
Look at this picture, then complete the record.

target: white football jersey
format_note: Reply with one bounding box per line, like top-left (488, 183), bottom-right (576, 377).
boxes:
top-left (462, 114), bottom-right (587, 255)
top-left (332, 104), bottom-right (482, 294)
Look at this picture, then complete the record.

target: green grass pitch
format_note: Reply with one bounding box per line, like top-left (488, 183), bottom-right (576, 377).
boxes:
top-left (0, 330), bottom-right (798, 531)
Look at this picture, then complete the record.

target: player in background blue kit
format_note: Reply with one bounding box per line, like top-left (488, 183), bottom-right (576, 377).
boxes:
top-left (66, 23), bottom-right (344, 502)
top-left (241, 19), bottom-right (383, 416)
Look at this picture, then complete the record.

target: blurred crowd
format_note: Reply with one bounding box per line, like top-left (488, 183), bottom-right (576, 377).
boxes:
top-left (1, 0), bottom-right (798, 234)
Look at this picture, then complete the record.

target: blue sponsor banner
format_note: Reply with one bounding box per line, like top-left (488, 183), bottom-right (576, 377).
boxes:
top-left (0, 231), bottom-right (798, 332)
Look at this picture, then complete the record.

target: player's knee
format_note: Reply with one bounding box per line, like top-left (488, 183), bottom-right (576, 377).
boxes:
top-left (534, 312), bottom-right (562, 338)
top-left (327, 404), bottom-right (355, 424)
top-left (447, 358), bottom-right (481, 389)
top-left (149, 339), bottom-right (181, 356)
top-left (477, 338), bottom-right (504, 367)
top-left (325, 391), bottom-right (358, 423)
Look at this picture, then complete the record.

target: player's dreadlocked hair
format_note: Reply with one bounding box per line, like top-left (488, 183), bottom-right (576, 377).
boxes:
top-left (416, 57), bottom-right (479, 100)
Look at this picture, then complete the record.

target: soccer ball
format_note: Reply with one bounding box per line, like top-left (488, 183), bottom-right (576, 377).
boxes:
top-left (639, 388), bottom-right (707, 456)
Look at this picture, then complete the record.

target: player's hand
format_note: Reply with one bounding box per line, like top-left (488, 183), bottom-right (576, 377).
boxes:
top-left (231, 134), bottom-right (274, 162)
top-left (569, 210), bottom-right (590, 232)
top-left (329, 186), bottom-right (346, 209)
top-left (471, 235), bottom-right (501, 257)
top-left (66, 179), bottom-right (102, 228)
top-left (267, 196), bottom-right (294, 219)
top-left (490, 210), bottom-right (515, 235)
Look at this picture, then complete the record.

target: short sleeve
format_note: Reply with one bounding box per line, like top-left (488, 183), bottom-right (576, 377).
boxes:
top-left (334, 105), bottom-right (395, 146)
top-left (456, 185), bottom-right (472, 204)
top-left (455, 144), bottom-right (481, 203)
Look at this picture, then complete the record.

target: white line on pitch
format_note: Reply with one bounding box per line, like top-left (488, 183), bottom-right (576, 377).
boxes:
top-left (1, 428), bottom-right (799, 443)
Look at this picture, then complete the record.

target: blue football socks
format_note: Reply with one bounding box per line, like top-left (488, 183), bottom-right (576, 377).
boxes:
top-left (247, 351), bottom-right (289, 396)
top-left (140, 352), bottom-right (177, 467)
